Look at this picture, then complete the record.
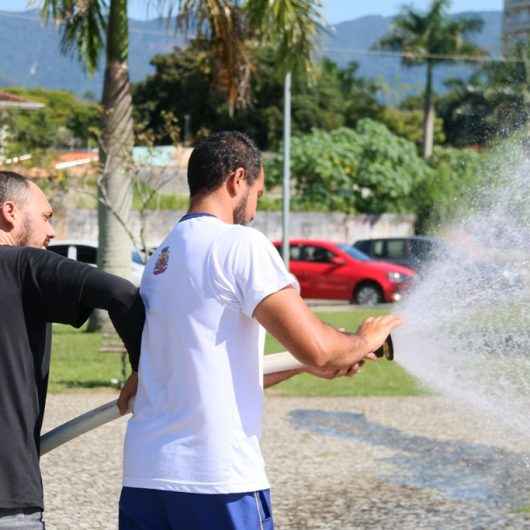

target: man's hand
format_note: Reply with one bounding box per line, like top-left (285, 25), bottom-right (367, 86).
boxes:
top-left (356, 315), bottom-right (403, 356)
top-left (304, 361), bottom-right (364, 380)
top-left (118, 372), bottom-right (138, 415)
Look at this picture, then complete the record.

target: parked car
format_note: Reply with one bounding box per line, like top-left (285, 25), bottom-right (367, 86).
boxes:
top-left (48, 240), bottom-right (152, 285)
top-left (273, 239), bottom-right (415, 305)
top-left (354, 236), bottom-right (524, 290)
top-left (353, 236), bottom-right (442, 272)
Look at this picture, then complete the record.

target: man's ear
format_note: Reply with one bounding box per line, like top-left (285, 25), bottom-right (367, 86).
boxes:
top-left (226, 168), bottom-right (246, 198)
top-left (0, 201), bottom-right (17, 228)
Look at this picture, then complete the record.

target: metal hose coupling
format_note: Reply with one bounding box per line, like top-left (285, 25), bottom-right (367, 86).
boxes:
top-left (374, 335), bottom-right (394, 361)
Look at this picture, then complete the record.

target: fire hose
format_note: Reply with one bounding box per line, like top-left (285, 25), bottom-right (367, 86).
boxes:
top-left (40, 351), bottom-right (303, 455)
top-left (40, 336), bottom-right (393, 455)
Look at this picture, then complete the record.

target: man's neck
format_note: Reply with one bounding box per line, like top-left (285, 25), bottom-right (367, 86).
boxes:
top-left (0, 232), bottom-right (16, 246)
top-left (188, 196), bottom-right (234, 224)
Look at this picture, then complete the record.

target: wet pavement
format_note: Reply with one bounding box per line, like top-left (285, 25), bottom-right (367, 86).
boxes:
top-left (41, 394), bottom-right (530, 529)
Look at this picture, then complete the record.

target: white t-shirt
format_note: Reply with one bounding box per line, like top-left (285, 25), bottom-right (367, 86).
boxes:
top-left (123, 215), bottom-right (298, 494)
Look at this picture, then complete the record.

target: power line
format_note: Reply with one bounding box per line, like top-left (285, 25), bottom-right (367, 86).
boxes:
top-left (0, 10), bottom-right (523, 64)
top-left (323, 47), bottom-right (514, 64)
top-left (0, 10), bottom-right (183, 38)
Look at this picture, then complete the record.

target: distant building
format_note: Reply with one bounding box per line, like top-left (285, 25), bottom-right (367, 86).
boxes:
top-left (503, 0), bottom-right (530, 54)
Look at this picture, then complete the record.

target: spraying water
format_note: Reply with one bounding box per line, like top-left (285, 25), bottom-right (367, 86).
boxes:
top-left (395, 146), bottom-right (530, 437)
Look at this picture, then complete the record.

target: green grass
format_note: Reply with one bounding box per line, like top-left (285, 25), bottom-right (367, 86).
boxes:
top-left (49, 309), bottom-right (424, 396)
top-left (49, 324), bottom-right (126, 393)
top-left (515, 505), bottom-right (530, 515)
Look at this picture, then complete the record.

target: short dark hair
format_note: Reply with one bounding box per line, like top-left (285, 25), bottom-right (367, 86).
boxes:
top-left (0, 171), bottom-right (30, 205)
top-left (187, 131), bottom-right (262, 197)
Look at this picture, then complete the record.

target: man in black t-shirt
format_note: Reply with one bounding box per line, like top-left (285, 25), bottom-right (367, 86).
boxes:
top-left (0, 171), bottom-right (145, 529)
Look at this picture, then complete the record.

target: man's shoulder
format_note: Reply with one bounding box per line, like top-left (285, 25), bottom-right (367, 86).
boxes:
top-left (223, 224), bottom-right (269, 243)
top-left (213, 225), bottom-right (271, 254)
top-left (0, 245), bottom-right (45, 262)
top-left (0, 246), bottom-right (76, 274)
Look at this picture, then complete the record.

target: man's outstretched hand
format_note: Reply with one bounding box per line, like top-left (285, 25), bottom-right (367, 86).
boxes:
top-left (356, 315), bottom-right (403, 356)
top-left (118, 372), bottom-right (138, 415)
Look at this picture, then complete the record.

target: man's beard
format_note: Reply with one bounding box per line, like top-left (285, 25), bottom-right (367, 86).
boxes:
top-left (16, 214), bottom-right (34, 247)
top-left (16, 214), bottom-right (47, 248)
top-left (233, 192), bottom-right (251, 226)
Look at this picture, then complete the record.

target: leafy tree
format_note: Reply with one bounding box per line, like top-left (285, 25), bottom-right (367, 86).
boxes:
top-left (42, 0), bottom-right (322, 330)
top-left (435, 75), bottom-right (497, 147)
top-left (378, 106), bottom-right (445, 146)
top-left (434, 40), bottom-right (530, 147)
top-left (375, 0), bottom-right (486, 158)
top-left (267, 120), bottom-right (431, 214)
top-left (134, 46), bottom-right (381, 150)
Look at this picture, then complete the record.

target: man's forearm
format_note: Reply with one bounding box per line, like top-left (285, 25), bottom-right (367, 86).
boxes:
top-left (81, 269), bottom-right (145, 371)
top-left (264, 368), bottom-right (304, 388)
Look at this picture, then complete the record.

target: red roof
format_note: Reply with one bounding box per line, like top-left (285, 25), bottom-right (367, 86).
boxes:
top-left (55, 151), bottom-right (99, 164)
top-left (0, 92), bottom-right (44, 109)
top-left (0, 92), bottom-right (28, 103)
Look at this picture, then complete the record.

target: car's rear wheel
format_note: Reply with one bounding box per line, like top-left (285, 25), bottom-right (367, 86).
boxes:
top-left (353, 282), bottom-right (384, 305)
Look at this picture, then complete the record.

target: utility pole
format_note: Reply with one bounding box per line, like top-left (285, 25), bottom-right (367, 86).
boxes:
top-left (282, 71), bottom-right (291, 269)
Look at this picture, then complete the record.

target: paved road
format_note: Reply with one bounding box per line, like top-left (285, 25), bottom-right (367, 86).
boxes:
top-left (41, 394), bottom-right (530, 529)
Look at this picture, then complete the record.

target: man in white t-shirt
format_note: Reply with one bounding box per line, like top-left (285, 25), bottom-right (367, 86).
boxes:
top-left (119, 131), bottom-right (402, 530)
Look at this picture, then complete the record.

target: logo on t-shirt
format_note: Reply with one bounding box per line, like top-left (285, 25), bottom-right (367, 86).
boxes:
top-left (153, 246), bottom-right (170, 275)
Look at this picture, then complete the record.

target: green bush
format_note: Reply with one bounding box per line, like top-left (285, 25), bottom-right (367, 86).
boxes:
top-left (267, 120), bottom-right (431, 214)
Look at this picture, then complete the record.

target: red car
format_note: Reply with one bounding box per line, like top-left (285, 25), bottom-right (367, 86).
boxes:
top-left (273, 239), bottom-right (415, 305)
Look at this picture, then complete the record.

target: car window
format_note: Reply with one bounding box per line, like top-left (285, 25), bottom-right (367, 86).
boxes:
top-left (354, 240), bottom-right (371, 255)
top-left (410, 240), bottom-right (433, 259)
top-left (301, 245), bottom-right (333, 263)
top-left (372, 240), bottom-right (385, 258)
top-left (77, 245), bottom-right (98, 265)
top-left (386, 240), bottom-right (407, 259)
top-left (289, 245), bottom-right (302, 261)
top-left (48, 245), bottom-right (69, 258)
top-left (274, 244), bottom-right (302, 261)
top-left (337, 244), bottom-right (369, 261)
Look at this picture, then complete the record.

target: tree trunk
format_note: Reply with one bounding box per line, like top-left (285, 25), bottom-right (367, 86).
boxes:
top-left (422, 61), bottom-right (435, 160)
top-left (89, 0), bottom-right (134, 332)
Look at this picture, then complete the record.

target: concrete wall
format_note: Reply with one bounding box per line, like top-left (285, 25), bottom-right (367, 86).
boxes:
top-left (54, 208), bottom-right (415, 246)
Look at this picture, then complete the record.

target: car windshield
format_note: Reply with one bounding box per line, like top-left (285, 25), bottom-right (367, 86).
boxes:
top-left (337, 244), bottom-right (370, 261)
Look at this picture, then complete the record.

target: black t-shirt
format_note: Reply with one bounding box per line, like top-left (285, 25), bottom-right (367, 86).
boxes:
top-left (0, 246), bottom-right (144, 511)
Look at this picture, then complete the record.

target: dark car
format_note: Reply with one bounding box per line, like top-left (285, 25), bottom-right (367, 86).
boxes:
top-left (353, 236), bottom-right (442, 272)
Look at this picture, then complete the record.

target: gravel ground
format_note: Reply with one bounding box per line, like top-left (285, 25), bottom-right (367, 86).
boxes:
top-left (41, 393), bottom-right (530, 529)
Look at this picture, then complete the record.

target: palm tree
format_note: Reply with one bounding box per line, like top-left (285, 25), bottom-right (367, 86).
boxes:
top-left (41, 0), bottom-right (322, 329)
top-left (376, 0), bottom-right (485, 158)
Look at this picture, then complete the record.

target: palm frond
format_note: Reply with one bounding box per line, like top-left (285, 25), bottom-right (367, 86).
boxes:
top-left (375, 0), bottom-right (487, 68)
top-left (247, 0), bottom-right (324, 75)
top-left (41, 0), bottom-right (107, 73)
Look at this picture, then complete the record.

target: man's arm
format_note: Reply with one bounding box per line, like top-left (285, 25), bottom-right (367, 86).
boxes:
top-left (263, 362), bottom-right (364, 388)
top-left (22, 248), bottom-right (145, 372)
top-left (80, 269), bottom-right (145, 372)
top-left (264, 368), bottom-right (303, 388)
top-left (254, 287), bottom-right (401, 371)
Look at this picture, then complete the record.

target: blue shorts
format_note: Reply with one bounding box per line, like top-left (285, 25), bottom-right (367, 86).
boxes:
top-left (119, 487), bottom-right (274, 530)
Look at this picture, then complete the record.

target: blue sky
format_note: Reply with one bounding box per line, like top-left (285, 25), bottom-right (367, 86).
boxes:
top-left (0, 0), bottom-right (503, 23)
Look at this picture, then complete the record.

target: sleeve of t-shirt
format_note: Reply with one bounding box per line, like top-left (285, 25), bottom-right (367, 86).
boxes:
top-left (21, 248), bottom-right (145, 370)
top-left (21, 247), bottom-right (95, 327)
top-left (210, 228), bottom-right (299, 319)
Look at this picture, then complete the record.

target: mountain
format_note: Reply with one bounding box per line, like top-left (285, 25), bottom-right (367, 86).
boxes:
top-left (0, 9), bottom-right (186, 96)
top-left (0, 9), bottom-right (502, 101)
